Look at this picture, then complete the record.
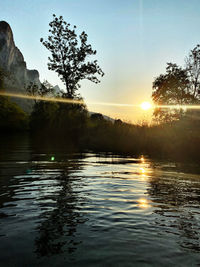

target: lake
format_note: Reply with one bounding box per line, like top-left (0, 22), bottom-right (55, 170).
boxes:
top-left (0, 135), bottom-right (200, 266)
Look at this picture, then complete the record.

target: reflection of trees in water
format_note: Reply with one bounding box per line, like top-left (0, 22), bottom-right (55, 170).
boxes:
top-left (0, 135), bottom-right (31, 214)
top-left (148, 171), bottom-right (200, 252)
top-left (34, 155), bottom-right (88, 257)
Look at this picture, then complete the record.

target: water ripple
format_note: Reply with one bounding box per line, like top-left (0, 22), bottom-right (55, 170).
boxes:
top-left (0, 138), bottom-right (200, 265)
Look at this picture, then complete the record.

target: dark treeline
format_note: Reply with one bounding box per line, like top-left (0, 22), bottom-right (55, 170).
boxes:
top-left (0, 96), bottom-right (28, 131)
top-left (1, 94), bottom-right (200, 163)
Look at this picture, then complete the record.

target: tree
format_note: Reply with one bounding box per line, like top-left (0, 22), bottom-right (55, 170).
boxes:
top-left (185, 44), bottom-right (200, 99)
top-left (26, 80), bottom-right (55, 103)
top-left (90, 113), bottom-right (104, 121)
top-left (40, 80), bottom-right (56, 96)
top-left (152, 63), bottom-right (195, 123)
top-left (0, 96), bottom-right (28, 131)
top-left (40, 14), bottom-right (104, 98)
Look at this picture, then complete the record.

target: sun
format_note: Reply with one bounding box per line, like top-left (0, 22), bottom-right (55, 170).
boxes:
top-left (140, 101), bottom-right (152, 110)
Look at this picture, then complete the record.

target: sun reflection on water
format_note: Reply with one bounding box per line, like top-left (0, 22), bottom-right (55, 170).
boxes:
top-left (140, 156), bottom-right (145, 163)
top-left (138, 198), bottom-right (150, 209)
top-left (140, 167), bottom-right (146, 174)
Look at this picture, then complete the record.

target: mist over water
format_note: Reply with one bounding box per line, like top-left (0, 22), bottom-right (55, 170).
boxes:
top-left (0, 135), bottom-right (200, 266)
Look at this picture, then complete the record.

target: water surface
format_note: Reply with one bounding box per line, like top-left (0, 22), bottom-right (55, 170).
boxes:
top-left (0, 135), bottom-right (200, 266)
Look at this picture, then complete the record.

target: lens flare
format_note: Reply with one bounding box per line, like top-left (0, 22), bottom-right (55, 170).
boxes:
top-left (1, 92), bottom-right (200, 111)
top-left (0, 92), bottom-right (84, 104)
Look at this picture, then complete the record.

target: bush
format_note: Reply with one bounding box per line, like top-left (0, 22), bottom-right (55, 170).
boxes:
top-left (0, 96), bottom-right (29, 132)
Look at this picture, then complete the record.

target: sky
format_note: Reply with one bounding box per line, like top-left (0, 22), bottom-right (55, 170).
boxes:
top-left (1, 0), bottom-right (200, 123)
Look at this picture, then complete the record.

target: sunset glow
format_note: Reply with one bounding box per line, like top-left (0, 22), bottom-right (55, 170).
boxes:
top-left (2, 92), bottom-right (200, 115)
top-left (140, 102), bottom-right (152, 110)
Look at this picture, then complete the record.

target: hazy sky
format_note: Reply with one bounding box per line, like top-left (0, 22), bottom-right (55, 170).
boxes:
top-left (1, 0), bottom-right (200, 122)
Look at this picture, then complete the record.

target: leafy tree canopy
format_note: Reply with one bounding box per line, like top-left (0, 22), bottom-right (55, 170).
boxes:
top-left (152, 63), bottom-right (196, 123)
top-left (40, 14), bottom-right (104, 98)
top-left (152, 63), bottom-right (195, 105)
top-left (0, 96), bottom-right (28, 131)
top-left (26, 80), bottom-right (55, 98)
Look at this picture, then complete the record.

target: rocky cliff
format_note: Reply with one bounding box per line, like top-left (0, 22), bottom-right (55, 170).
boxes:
top-left (0, 21), bottom-right (41, 112)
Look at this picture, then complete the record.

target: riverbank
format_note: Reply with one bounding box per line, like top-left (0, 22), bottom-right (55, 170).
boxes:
top-left (1, 96), bottom-right (200, 163)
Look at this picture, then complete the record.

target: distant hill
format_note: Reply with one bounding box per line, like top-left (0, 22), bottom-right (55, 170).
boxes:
top-left (89, 111), bottom-right (115, 122)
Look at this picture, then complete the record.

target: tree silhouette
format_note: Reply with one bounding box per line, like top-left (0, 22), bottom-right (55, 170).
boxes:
top-left (26, 80), bottom-right (55, 104)
top-left (152, 63), bottom-right (196, 123)
top-left (40, 14), bottom-right (104, 98)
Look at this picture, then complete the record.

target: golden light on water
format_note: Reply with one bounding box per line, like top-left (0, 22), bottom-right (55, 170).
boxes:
top-left (140, 156), bottom-right (145, 163)
top-left (140, 101), bottom-right (152, 110)
top-left (139, 166), bottom-right (147, 180)
top-left (138, 198), bottom-right (150, 209)
top-left (140, 167), bottom-right (146, 174)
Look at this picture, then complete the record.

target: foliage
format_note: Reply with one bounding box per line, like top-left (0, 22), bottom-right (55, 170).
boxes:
top-left (30, 101), bottom-right (59, 131)
top-left (152, 63), bottom-right (196, 123)
top-left (1, 94), bottom-right (200, 163)
top-left (0, 96), bottom-right (28, 131)
top-left (152, 63), bottom-right (193, 105)
top-left (30, 95), bottom-right (88, 145)
top-left (90, 113), bottom-right (104, 121)
top-left (152, 45), bottom-right (200, 123)
top-left (40, 14), bottom-right (104, 98)
top-left (26, 80), bottom-right (55, 100)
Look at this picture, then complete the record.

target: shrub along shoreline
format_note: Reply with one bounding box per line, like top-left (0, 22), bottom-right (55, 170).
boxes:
top-left (1, 96), bottom-right (200, 164)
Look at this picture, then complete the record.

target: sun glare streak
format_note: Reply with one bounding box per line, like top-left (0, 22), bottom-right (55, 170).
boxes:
top-left (1, 91), bottom-right (200, 110)
top-left (156, 104), bottom-right (200, 110)
top-left (0, 92), bottom-right (84, 104)
top-left (87, 102), bottom-right (138, 107)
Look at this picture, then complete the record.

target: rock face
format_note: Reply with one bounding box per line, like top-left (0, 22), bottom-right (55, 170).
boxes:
top-left (0, 21), bottom-right (41, 112)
